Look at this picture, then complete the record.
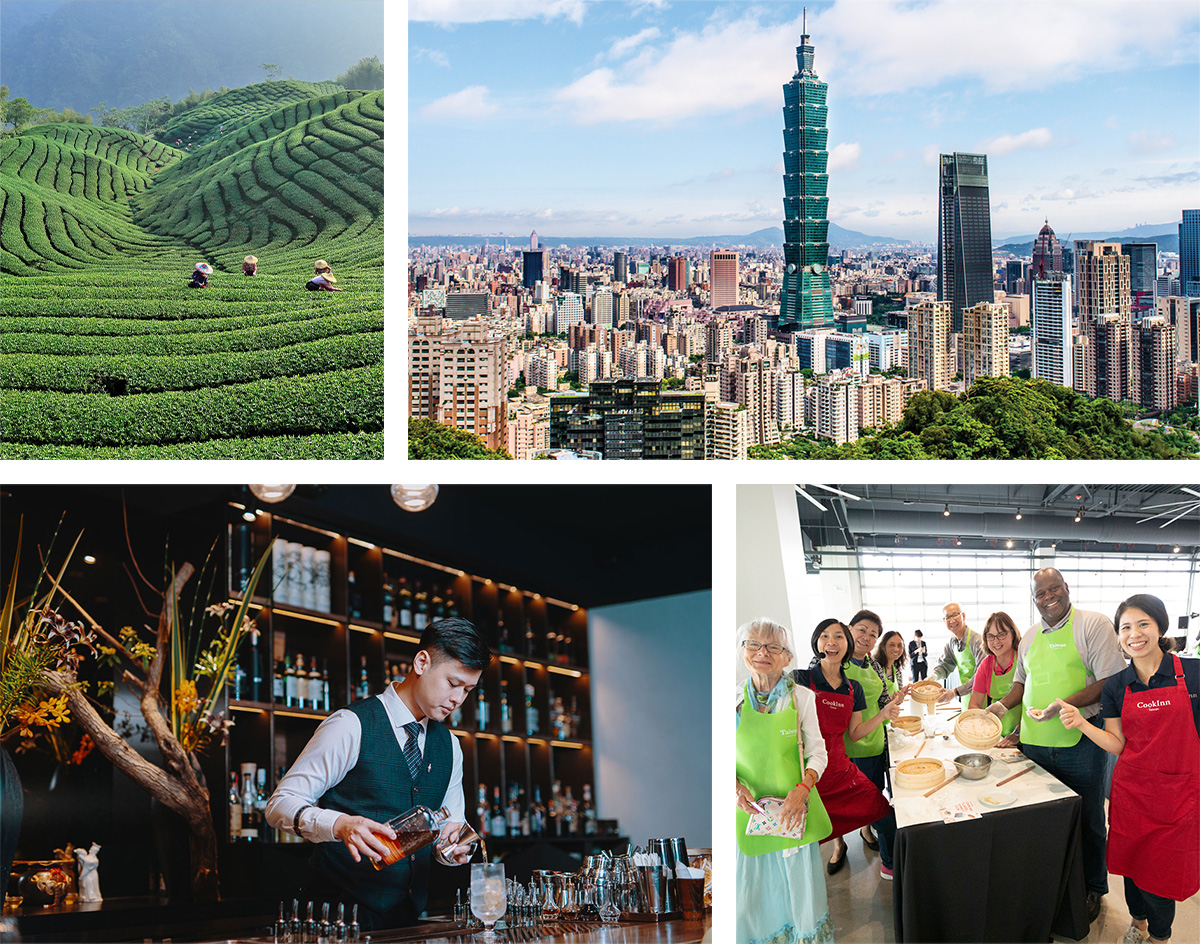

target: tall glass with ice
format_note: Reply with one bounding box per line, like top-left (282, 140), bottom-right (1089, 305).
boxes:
top-left (470, 862), bottom-right (506, 938)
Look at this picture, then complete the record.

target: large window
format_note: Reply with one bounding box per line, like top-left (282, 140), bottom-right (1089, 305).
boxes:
top-left (824, 548), bottom-right (1197, 667)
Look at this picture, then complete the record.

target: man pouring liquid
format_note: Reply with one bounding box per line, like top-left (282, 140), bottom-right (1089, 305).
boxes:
top-left (266, 619), bottom-right (491, 929)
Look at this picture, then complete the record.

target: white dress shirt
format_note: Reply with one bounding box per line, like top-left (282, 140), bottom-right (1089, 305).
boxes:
top-left (265, 682), bottom-right (465, 842)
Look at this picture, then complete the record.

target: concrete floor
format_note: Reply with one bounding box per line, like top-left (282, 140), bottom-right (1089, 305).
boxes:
top-left (820, 822), bottom-right (1200, 943)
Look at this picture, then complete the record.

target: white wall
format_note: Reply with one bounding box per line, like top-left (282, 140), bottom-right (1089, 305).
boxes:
top-left (589, 590), bottom-right (711, 848)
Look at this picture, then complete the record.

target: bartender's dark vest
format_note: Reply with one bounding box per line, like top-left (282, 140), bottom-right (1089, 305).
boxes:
top-left (310, 698), bottom-right (453, 926)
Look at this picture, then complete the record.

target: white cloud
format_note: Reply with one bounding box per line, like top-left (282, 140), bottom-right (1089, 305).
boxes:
top-left (410, 0), bottom-right (586, 26)
top-left (608, 27), bottom-right (661, 59)
top-left (418, 86), bottom-right (500, 122)
top-left (413, 47), bottom-right (450, 67)
top-left (922, 145), bottom-right (941, 167)
top-left (1129, 129), bottom-right (1174, 153)
top-left (828, 142), bottom-right (862, 171)
top-left (1104, 116), bottom-right (1120, 130)
top-left (976, 127), bottom-right (1053, 157)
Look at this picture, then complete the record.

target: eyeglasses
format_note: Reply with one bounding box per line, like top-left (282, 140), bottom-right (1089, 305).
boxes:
top-left (943, 612), bottom-right (962, 621)
top-left (984, 631), bottom-right (1010, 642)
top-left (743, 640), bottom-right (787, 656)
top-left (1034, 584), bottom-right (1065, 602)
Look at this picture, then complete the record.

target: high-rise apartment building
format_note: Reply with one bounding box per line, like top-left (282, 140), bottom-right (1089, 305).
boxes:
top-left (590, 288), bottom-right (614, 328)
top-left (710, 250), bottom-right (739, 310)
top-left (815, 374), bottom-right (858, 445)
top-left (667, 256), bottom-right (687, 292)
top-left (409, 314), bottom-right (507, 451)
top-left (778, 20), bottom-right (833, 331)
top-left (908, 300), bottom-right (954, 391)
top-left (445, 292), bottom-right (489, 321)
top-left (1076, 242), bottom-right (1133, 400)
top-left (1077, 241), bottom-right (1131, 321)
top-left (1133, 317), bottom-right (1177, 412)
top-left (1122, 242), bottom-right (1158, 318)
top-left (549, 379), bottom-right (705, 459)
top-left (720, 348), bottom-right (779, 447)
top-left (1180, 209), bottom-right (1200, 296)
top-left (1031, 276), bottom-right (1073, 387)
top-left (937, 153), bottom-right (993, 332)
top-left (708, 400), bottom-right (751, 460)
top-left (506, 401), bottom-right (550, 460)
top-left (706, 319), bottom-right (734, 367)
top-left (553, 292), bottom-right (585, 334)
top-left (961, 301), bottom-right (1010, 386)
top-left (1158, 296), bottom-right (1200, 368)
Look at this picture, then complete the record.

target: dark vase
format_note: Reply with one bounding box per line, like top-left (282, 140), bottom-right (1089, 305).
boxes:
top-left (1, 745), bottom-right (23, 881)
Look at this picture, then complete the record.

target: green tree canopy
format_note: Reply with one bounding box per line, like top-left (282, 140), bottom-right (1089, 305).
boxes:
top-left (408, 418), bottom-right (511, 460)
top-left (337, 56), bottom-right (384, 90)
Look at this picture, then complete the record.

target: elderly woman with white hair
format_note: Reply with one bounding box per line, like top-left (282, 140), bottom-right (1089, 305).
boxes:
top-left (735, 617), bottom-right (834, 944)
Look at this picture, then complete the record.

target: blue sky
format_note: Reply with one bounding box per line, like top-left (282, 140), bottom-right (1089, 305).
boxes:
top-left (409, 0), bottom-right (1199, 242)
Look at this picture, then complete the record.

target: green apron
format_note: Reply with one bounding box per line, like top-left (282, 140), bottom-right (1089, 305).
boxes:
top-left (953, 634), bottom-right (978, 700)
top-left (985, 659), bottom-right (1018, 737)
top-left (735, 685), bottom-right (832, 855)
top-left (1021, 610), bottom-right (1085, 748)
top-left (843, 659), bottom-right (885, 758)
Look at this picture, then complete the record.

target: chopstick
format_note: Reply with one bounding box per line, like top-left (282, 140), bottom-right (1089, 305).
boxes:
top-left (924, 771), bottom-right (960, 797)
top-left (996, 763), bottom-right (1036, 787)
top-left (913, 740), bottom-right (926, 758)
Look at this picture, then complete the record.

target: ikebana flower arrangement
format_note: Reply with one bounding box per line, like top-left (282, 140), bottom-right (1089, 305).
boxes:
top-left (1, 514), bottom-right (273, 901)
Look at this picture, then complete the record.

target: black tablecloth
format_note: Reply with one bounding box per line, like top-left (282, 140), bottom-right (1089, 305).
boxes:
top-left (892, 795), bottom-right (1089, 942)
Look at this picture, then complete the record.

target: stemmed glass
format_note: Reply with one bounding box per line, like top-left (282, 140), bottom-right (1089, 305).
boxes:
top-left (469, 863), bottom-right (506, 938)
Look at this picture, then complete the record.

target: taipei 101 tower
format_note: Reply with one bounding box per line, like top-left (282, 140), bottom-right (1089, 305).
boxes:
top-left (778, 9), bottom-right (833, 331)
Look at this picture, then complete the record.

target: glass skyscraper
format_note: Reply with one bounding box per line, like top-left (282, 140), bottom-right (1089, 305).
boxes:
top-left (938, 152), bottom-right (994, 333)
top-left (778, 24), bottom-right (832, 331)
top-left (1180, 209), bottom-right (1200, 296)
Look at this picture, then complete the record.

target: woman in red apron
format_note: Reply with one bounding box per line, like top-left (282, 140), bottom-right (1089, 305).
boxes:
top-left (1058, 594), bottom-right (1199, 944)
top-left (791, 618), bottom-right (898, 877)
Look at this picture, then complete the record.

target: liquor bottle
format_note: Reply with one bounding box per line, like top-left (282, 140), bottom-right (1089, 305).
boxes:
top-left (369, 805), bottom-right (450, 870)
top-left (549, 781), bottom-right (562, 836)
top-left (552, 696), bottom-right (567, 740)
top-left (248, 627), bottom-right (263, 702)
top-left (490, 786), bottom-right (506, 838)
top-left (232, 519), bottom-right (252, 593)
top-left (506, 784), bottom-right (521, 835)
top-left (413, 582), bottom-right (429, 632)
top-left (449, 699), bottom-right (463, 728)
top-left (497, 612), bottom-right (511, 654)
top-left (308, 655), bottom-right (321, 710)
top-left (432, 589), bottom-right (445, 621)
top-left (475, 684), bottom-right (489, 730)
top-left (519, 787), bottom-right (531, 836)
top-left (562, 785), bottom-right (577, 836)
top-left (284, 655), bottom-right (297, 707)
top-left (524, 619), bottom-right (536, 658)
top-left (582, 784), bottom-right (597, 835)
top-left (321, 659), bottom-right (331, 712)
top-left (397, 577), bottom-right (414, 629)
top-left (382, 577), bottom-right (395, 628)
top-left (273, 659), bottom-right (284, 703)
top-left (445, 588), bottom-right (457, 617)
top-left (531, 785), bottom-right (546, 836)
top-left (231, 661), bottom-right (246, 701)
top-left (295, 653), bottom-right (309, 708)
top-left (347, 570), bottom-right (363, 621)
top-left (476, 784), bottom-right (490, 838)
top-left (255, 769), bottom-right (271, 841)
top-left (228, 771), bottom-right (242, 841)
top-left (499, 680), bottom-right (512, 734)
top-left (241, 764), bottom-right (259, 841)
top-left (524, 683), bottom-right (539, 736)
top-left (358, 655), bottom-right (370, 700)
top-left (569, 696), bottom-right (581, 740)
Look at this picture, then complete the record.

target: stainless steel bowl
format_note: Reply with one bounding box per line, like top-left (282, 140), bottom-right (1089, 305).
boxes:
top-left (953, 752), bottom-right (993, 780)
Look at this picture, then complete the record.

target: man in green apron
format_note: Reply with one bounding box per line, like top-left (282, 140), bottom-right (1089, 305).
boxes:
top-left (986, 568), bottom-right (1126, 927)
top-left (933, 603), bottom-right (985, 704)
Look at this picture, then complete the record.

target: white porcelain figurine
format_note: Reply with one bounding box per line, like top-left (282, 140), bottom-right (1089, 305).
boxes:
top-left (75, 842), bottom-right (102, 902)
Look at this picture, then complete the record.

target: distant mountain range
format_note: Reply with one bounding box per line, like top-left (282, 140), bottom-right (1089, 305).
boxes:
top-left (993, 221), bottom-right (1179, 255)
top-left (409, 222), bottom-right (912, 251)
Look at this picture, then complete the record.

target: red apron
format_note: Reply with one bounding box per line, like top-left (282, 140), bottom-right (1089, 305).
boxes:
top-left (1107, 654), bottom-right (1200, 901)
top-left (807, 680), bottom-right (892, 840)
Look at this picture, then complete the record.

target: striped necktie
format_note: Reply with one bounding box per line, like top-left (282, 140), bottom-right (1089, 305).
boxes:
top-left (402, 721), bottom-right (423, 781)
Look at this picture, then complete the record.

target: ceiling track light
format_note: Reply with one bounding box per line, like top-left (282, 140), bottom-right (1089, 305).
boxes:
top-left (1074, 507), bottom-right (1083, 522)
top-left (1015, 508), bottom-right (1023, 520)
top-left (942, 503), bottom-right (950, 516)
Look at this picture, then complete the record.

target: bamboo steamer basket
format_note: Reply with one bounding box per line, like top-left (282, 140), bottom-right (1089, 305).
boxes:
top-left (894, 758), bottom-right (947, 790)
top-left (910, 680), bottom-right (945, 707)
top-left (954, 708), bottom-right (1003, 750)
top-left (893, 714), bottom-right (923, 735)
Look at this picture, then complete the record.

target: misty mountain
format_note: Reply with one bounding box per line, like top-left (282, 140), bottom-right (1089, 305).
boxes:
top-left (993, 221), bottom-right (1179, 248)
top-left (409, 222), bottom-right (909, 251)
top-left (996, 233), bottom-right (1179, 256)
top-left (0, 0), bottom-right (383, 113)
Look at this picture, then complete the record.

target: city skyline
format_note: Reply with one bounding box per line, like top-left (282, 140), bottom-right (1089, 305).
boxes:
top-left (409, 0), bottom-right (1199, 242)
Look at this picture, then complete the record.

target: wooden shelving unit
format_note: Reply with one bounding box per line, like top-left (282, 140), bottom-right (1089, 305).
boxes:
top-left (209, 503), bottom-right (597, 847)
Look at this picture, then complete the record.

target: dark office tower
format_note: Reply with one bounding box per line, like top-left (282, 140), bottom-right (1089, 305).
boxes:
top-left (550, 379), bottom-right (705, 459)
top-left (1179, 210), bottom-right (1200, 295)
top-left (1122, 242), bottom-right (1158, 320)
top-left (1005, 260), bottom-right (1025, 294)
top-left (777, 16), bottom-right (833, 331)
top-left (667, 256), bottom-right (687, 292)
top-left (937, 152), bottom-right (994, 332)
top-left (522, 248), bottom-right (548, 290)
top-left (613, 251), bottom-right (628, 284)
top-left (1030, 219), bottom-right (1063, 280)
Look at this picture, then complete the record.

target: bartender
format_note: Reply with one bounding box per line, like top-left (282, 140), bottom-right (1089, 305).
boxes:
top-left (986, 568), bottom-right (1125, 926)
top-left (266, 619), bottom-right (491, 929)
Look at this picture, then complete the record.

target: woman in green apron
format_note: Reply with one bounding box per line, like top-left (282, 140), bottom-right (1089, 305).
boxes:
top-left (874, 631), bottom-right (907, 696)
top-left (735, 618), bottom-right (834, 944)
top-left (968, 612), bottom-right (1022, 741)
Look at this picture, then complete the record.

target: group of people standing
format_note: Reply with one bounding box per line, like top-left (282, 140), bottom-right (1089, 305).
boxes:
top-left (186, 258), bottom-right (342, 290)
top-left (736, 567), bottom-right (1198, 944)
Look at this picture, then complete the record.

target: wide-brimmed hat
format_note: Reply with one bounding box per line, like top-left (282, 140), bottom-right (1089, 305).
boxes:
top-left (195, 263), bottom-right (213, 274)
top-left (244, 255), bottom-right (258, 265)
top-left (314, 259), bottom-right (331, 273)
top-left (322, 274), bottom-right (338, 284)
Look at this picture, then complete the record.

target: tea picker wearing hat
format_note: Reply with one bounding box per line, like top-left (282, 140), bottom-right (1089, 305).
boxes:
top-left (307, 259), bottom-right (343, 292)
top-left (188, 262), bottom-right (213, 288)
